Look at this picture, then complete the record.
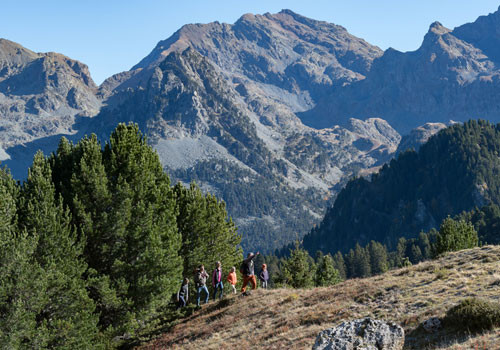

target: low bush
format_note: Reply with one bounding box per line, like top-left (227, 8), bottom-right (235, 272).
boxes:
top-left (445, 298), bottom-right (500, 332)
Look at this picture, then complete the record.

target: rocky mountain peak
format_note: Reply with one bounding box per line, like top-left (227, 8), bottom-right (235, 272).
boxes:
top-left (0, 40), bottom-right (100, 151)
top-left (0, 39), bottom-right (39, 75)
top-left (428, 21), bottom-right (451, 35)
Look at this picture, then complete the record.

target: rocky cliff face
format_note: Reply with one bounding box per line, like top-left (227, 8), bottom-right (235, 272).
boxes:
top-left (0, 39), bottom-right (100, 155)
top-left (303, 7), bottom-right (500, 133)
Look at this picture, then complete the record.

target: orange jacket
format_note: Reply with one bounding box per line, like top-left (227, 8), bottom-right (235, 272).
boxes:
top-left (227, 271), bottom-right (237, 285)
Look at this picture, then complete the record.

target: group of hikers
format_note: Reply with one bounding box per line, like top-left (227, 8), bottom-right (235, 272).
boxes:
top-left (176, 252), bottom-right (270, 308)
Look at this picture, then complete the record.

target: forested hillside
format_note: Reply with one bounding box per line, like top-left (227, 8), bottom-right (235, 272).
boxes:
top-left (0, 124), bottom-right (242, 348)
top-left (303, 120), bottom-right (500, 255)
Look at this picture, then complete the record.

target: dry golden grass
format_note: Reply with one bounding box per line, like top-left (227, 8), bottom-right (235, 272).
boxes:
top-left (139, 246), bottom-right (500, 350)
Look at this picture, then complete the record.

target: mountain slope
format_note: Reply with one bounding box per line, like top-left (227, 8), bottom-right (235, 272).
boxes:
top-left (303, 120), bottom-right (500, 255)
top-left (140, 246), bottom-right (500, 350)
top-left (90, 48), bottom-right (399, 252)
top-left (302, 8), bottom-right (500, 133)
top-left (0, 39), bottom-right (100, 151)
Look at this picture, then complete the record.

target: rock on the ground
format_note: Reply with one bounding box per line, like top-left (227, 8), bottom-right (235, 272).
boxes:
top-left (312, 317), bottom-right (404, 350)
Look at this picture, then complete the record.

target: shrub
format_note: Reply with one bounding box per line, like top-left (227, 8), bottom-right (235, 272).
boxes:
top-left (433, 217), bottom-right (478, 257)
top-left (445, 298), bottom-right (500, 332)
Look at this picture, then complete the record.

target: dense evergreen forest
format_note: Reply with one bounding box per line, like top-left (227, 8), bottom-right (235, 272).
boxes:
top-left (303, 120), bottom-right (500, 255)
top-left (0, 124), bottom-right (242, 348)
top-left (264, 214), bottom-right (480, 289)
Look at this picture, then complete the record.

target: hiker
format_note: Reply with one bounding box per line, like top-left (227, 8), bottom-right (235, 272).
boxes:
top-left (227, 266), bottom-right (237, 294)
top-left (176, 277), bottom-right (189, 309)
top-left (240, 252), bottom-right (259, 295)
top-left (259, 263), bottom-right (269, 289)
top-left (212, 261), bottom-right (224, 301)
top-left (194, 264), bottom-right (209, 307)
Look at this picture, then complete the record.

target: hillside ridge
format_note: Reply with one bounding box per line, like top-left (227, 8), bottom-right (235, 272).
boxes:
top-left (141, 245), bottom-right (500, 349)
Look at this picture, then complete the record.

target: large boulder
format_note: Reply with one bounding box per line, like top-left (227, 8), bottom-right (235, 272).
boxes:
top-left (312, 318), bottom-right (404, 350)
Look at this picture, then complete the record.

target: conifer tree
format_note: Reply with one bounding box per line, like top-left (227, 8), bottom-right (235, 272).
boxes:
top-left (352, 243), bottom-right (371, 278)
top-left (53, 135), bottom-right (125, 335)
top-left (368, 241), bottom-right (388, 275)
top-left (100, 123), bottom-right (183, 333)
top-left (409, 244), bottom-right (423, 263)
top-left (17, 152), bottom-right (102, 348)
top-left (332, 251), bottom-right (347, 280)
top-left (434, 217), bottom-right (478, 256)
top-left (315, 254), bottom-right (341, 287)
top-left (0, 167), bottom-right (44, 348)
top-left (395, 237), bottom-right (408, 267)
top-left (174, 182), bottom-right (242, 291)
top-left (281, 243), bottom-right (315, 288)
top-left (417, 231), bottom-right (432, 260)
top-left (345, 248), bottom-right (356, 278)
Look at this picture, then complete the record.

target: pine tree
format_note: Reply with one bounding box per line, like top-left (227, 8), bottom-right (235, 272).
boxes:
top-left (53, 135), bottom-right (125, 335)
top-left (368, 241), bottom-right (388, 275)
top-left (100, 123), bottom-right (183, 333)
top-left (174, 182), bottom-right (242, 296)
top-left (352, 243), bottom-right (371, 278)
top-left (332, 251), bottom-right (347, 280)
top-left (315, 254), bottom-right (341, 287)
top-left (434, 217), bottom-right (478, 256)
top-left (281, 243), bottom-right (315, 288)
top-left (0, 166), bottom-right (44, 348)
top-left (417, 231), bottom-right (432, 260)
top-left (395, 237), bottom-right (408, 267)
top-left (345, 249), bottom-right (356, 279)
top-left (17, 151), bottom-right (102, 348)
top-left (409, 244), bottom-right (423, 263)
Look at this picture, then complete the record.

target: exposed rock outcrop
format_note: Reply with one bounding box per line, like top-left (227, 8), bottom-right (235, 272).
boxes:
top-left (396, 122), bottom-right (447, 155)
top-left (312, 318), bottom-right (404, 350)
top-left (0, 39), bottom-right (100, 148)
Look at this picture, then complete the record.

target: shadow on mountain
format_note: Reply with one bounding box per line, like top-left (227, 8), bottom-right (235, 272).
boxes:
top-left (3, 114), bottom-right (95, 180)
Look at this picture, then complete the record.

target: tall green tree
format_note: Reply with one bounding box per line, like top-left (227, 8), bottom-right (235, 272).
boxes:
top-left (332, 251), bottom-right (347, 280)
top-left (368, 241), bottom-right (389, 275)
top-left (174, 182), bottom-right (242, 293)
top-left (17, 152), bottom-right (102, 348)
top-left (281, 243), bottom-right (315, 288)
top-left (50, 124), bottom-right (185, 338)
top-left (315, 254), bottom-right (341, 287)
top-left (101, 124), bottom-right (183, 333)
top-left (351, 243), bottom-right (371, 278)
top-left (0, 167), bottom-right (44, 348)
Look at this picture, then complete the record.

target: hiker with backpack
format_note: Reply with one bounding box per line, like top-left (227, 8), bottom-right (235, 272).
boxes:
top-left (240, 252), bottom-right (259, 295)
top-left (259, 263), bottom-right (269, 289)
top-left (212, 261), bottom-right (224, 301)
top-left (194, 264), bottom-right (209, 307)
top-left (176, 277), bottom-right (189, 309)
top-left (227, 266), bottom-right (237, 294)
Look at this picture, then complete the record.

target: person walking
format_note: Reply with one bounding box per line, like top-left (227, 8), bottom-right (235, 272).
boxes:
top-left (212, 261), bottom-right (224, 301)
top-left (240, 252), bottom-right (259, 295)
top-left (194, 265), bottom-right (209, 307)
top-left (176, 277), bottom-right (189, 308)
top-left (259, 264), bottom-right (269, 289)
top-left (227, 266), bottom-right (238, 294)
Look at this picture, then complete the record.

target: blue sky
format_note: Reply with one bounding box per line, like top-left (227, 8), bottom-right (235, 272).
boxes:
top-left (2, 1), bottom-right (499, 84)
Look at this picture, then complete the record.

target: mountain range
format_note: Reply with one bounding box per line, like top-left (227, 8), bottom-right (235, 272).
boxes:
top-left (2, 8), bottom-right (500, 252)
